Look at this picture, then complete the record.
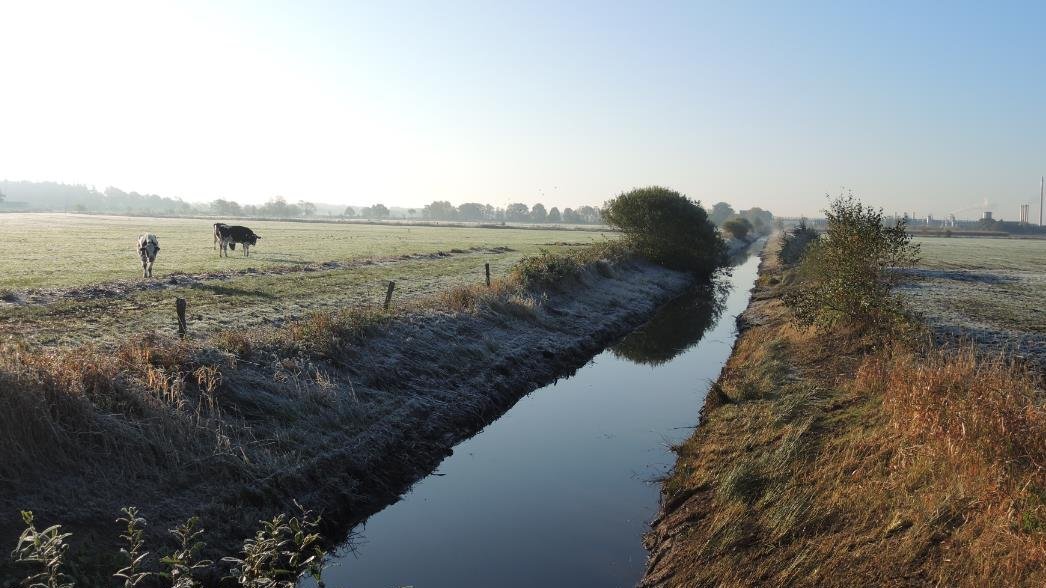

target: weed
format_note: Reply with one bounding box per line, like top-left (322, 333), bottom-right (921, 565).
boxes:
top-left (11, 511), bottom-right (73, 588)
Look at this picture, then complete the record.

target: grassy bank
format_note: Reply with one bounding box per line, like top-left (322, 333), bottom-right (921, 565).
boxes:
top-left (1, 241), bottom-right (693, 585)
top-left (642, 237), bottom-right (1045, 587)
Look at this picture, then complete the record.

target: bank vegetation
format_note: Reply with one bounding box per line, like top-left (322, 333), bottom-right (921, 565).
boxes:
top-left (643, 195), bottom-right (1045, 587)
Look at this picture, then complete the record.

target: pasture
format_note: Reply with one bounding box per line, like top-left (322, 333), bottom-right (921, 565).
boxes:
top-left (915, 235), bottom-right (1046, 273)
top-left (902, 236), bottom-right (1046, 366)
top-left (0, 213), bottom-right (609, 346)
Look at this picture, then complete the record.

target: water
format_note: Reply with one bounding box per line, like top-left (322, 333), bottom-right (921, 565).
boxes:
top-left (310, 251), bottom-right (761, 588)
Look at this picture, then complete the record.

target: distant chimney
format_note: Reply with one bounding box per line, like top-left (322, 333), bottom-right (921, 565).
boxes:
top-left (983, 211), bottom-right (993, 221)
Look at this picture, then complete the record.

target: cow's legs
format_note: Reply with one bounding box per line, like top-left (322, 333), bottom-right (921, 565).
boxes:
top-left (243, 244), bottom-right (249, 257)
top-left (147, 258), bottom-right (154, 277)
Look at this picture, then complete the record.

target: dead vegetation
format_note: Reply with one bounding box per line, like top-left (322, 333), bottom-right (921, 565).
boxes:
top-left (642, 237), bottom-right (1046, 587)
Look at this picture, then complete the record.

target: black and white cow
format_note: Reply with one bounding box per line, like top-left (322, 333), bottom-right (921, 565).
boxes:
top-left (137, 233), bottom-right (160, 277)
top-left (215, 224), bottom-right (261, 257)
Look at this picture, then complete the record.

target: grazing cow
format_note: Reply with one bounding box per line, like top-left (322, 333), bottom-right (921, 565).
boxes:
top-left (213, 222), bottom-right (229, 250)
top-left (215, 224), bottom-right (261, 257)
top-left (137, 233), bottom-right (160, 277)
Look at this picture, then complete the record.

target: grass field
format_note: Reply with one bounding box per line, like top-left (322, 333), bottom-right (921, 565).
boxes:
top-left (0, 213), bottom-right (610, 346)
top-left (902, 236), bottom-right (1046, 365)
top-left (915, 236), bottom-right (1046, 272)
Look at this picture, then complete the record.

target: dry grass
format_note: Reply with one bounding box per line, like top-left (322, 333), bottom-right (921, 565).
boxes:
top-left (643, 237), bottom-right (1046, 587)
top-left (0, 242), bottom-right (637, 558)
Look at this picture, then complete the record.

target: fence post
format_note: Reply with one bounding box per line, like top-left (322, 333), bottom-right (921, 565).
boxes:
top-left (175, 298), bottom-right (187, 338)
top-left (485, 263), bottom-right (491, 287)
top-left (384, 281), bottom-right (396, 311)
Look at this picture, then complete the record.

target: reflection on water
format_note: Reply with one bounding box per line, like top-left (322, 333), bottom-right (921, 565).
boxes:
top-left (610, 280), bottom-right (728, 366)
top-left (306, 251), bottom-right (763, 588)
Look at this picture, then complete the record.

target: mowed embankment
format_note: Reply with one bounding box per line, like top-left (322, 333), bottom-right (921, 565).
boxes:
top-left (642, 237), bottom-right (1045, 587)
top-left (0, 240), bottom-right (694, 582)
top-left (0, 213), bottom-right (608, 346)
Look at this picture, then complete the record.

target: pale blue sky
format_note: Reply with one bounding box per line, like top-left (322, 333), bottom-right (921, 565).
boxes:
top-left (2, 1), bottom-right (1045, 217)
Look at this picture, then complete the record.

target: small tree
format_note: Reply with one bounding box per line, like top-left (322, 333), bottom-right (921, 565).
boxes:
top-left (602, 186), bottom-right (726, 275)
top-left (722, 217), bottom-right (753, 240)
top-left (530, 203), bottom-right (547, 223)
top-left (778, 219), bottom-right (819, 266)
top-left (548, 207), bottom-right (561, 222)
top-left (343, 206), bottom-right (355, 217)
top-left (784, 193), bottom-right (919, 331)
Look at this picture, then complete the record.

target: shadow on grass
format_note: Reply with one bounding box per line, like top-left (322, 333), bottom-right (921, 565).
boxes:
top-left (189, 283), bottom-right (277, 299)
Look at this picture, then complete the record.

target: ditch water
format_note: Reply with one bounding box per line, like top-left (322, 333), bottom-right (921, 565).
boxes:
top-left (307, 248), bottom-right (762, 588)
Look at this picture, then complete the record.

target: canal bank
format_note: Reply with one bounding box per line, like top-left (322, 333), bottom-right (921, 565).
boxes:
top-left (306, 246), bottom-right (764, 587)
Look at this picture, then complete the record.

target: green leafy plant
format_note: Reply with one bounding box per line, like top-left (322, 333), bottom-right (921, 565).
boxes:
top-left (223, 502), bottom-right (325, 587)
top-left (784, 192), bottom-right (919, 332)
top-left (11, 511), bottom-right (73, 588)
top-left (777, 219), bottom-right (819, 266)
top-left (114, 507), bottom-right (152, 587)
top-left (602, 186), bottom-right (726, 276)
top-left (159, 517), bottom-right (212, 588)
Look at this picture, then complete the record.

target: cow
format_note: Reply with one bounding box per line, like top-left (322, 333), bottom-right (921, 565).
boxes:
top-left (215, 224), bottom-right (261, 257)
top-left (137, 233), bottom-right (160, 278)
top-left (213, 222), bottom-right (229, 250)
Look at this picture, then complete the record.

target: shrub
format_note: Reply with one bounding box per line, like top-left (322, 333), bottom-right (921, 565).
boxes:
top-left (602, 186), bottom-right (726, 275)
top-left (777, 219), bottom-right (819, 266)
top-left (784, 193), bottom-right (919, 332)
top-left (721, 217), bottom-right (753, 241)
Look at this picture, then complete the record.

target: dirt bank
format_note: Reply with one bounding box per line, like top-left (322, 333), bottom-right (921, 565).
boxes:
top-left (0, 254), bottom-right (692, 583)
top-left (641, 239), bottom-right (1045, 587)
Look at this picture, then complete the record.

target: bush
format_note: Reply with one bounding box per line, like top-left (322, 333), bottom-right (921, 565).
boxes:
top-left (777, 219), bottom-right (819, 266)
top-left (722, 217), bottom-right (754, 241)
top-left (602, 186), bottom-right (726, 275)
top-left (784, 193), bottom-right (919, 331)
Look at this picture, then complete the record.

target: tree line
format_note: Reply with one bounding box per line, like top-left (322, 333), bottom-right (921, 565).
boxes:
top-left (1, 180), bottom-right (772, 231)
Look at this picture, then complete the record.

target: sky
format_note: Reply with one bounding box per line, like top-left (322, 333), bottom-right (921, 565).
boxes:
top-left (1, 0), bottom-right (1045, 218)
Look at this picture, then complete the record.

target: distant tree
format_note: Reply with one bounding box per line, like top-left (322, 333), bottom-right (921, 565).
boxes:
top-left (561, 207), bottom-right (581, 223)
top-left (424, 200), bottom-right (457, 220)
top-left (722, 216), bottom-right (754, 240)
top-left (0, 189), bottom-right (5, 203)
top-left (710, 202), bottom-right (735, 225)
top-left (576, 205), bottom-right (601, 224)
top-left (506, 203), bottom-right (530, 222)
top-left (298, 201), bottom-right (317, 217)
top-left (531, 203), bottom-right (548, 223)
top-left (210, 198), bottom-right (242, 216)
top-left (602, 186), bottom-right (725, 275)
top-left (548, 207), bottom-right (561, 223)
top-left (261, 196), bottom-right (291, 217)
top-left (369, 203), bottom-right (390, 219)
top-left (457, 202), bottom-right (488, 221)
top-left (343, 206), bottom-right (355, 217)
top-left (408, 208), bottom-right (416, 218)
top-left (739, 206), bottom-right (773, 230)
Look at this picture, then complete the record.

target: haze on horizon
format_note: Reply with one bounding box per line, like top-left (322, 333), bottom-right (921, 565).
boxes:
top-left (2, 0), bottom-right (1045, 218)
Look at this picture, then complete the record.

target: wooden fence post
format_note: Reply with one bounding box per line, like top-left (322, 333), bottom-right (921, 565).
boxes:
top-left (485, 263), bottom-right (491, 287)
top-left (175, 298), bottom-right (187, 338)
top-left (384, 281), bottom-right (396, 311)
